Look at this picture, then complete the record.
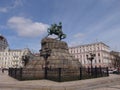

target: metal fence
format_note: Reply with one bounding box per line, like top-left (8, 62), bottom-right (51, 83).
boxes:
top-left (47, 67), bottom-right (109, 82)
top-left (8, 67), bottom-right (109, 82)
top-left (8, 68), bottom-right (23, 80)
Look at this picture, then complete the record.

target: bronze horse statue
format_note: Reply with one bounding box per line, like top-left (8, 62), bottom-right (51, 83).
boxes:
top-left (47, 22), bottom-right (66, 40)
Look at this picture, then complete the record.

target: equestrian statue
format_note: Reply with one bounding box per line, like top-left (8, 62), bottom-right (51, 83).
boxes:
top-left (47, 22), bottom-right (66, 40)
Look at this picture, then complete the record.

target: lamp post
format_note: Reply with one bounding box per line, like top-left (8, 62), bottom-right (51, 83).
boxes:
top-left (86, 53), bottom-right (96, 69)
top-left (40, 48), bottom-right (51, 79)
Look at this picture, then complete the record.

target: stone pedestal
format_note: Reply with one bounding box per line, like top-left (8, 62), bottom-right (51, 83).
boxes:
top-left (22, 38), bottom-right (81, 80)
top-left (40, 38), bottom-right (81, 69)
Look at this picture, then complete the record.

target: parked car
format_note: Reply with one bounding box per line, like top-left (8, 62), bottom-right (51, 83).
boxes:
top-left (108, 70), bottom-right (113, 74)
top-left (103, 70), bottom-right (113, 74)
top-left (113, 69), bottom-right (119, 74)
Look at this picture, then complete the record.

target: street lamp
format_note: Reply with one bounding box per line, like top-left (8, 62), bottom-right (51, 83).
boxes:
top-left (86, 53), bottom-right (96, 76)
top-left (86, 53), bottom-right (96, 69)
top-left (40, 48), bottom-right (51, 79)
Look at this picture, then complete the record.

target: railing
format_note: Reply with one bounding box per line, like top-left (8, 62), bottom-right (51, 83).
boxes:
top-left (8, 68), bottom-right (23, 80)
top-left (47, 67), bottom-right (109, 82)
top-left (8, 67), bottom-right (109, 82)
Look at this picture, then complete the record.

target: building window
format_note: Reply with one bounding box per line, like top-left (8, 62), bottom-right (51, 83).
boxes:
top-left (98, 53), bottom-right (100, 56)
top-left (79, 49), bottom-right (81, 52)
top-left (98, 47), bottom-right (99, 50)
top-left (99, 59), bottom-right (101, 63)
top-left (95, 60), bottom-right (97, 63)
top-left (84, 60), bottom-right (86, 64)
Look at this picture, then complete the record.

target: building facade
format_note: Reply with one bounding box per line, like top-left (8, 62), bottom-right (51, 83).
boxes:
top-left (110, 51), bottom-right (120, 69)
top-left (0, 35), bottom-right (9, 50)
top-left (0, 34), bottom-right (33, 69)
top-left (0, 48), bottom-right (32, 69)
top-left (69, 42), bottom-right (111, 68)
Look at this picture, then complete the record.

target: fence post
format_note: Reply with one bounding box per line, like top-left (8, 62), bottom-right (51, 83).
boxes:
top-left (44, 67), bottom-right (48, 79)
top-left (15, 68), bottom-right (17, 78)
top-left (12, 68), bottom-right (14, 77)
top-left (8, 68), bottom-right (10, 76)
top-left (20, 68), bottom-right (23, 80)
top-left (106, 67), bottom-right (109, 76)
top-left (92, 67), bottom-right (94, 77)
top-left (11, 68), bottom-right (12, 76)
top-left (88, 67), bottom-right (90, 77)
top-left (95, 66), bottom-right (97, 78)
top-left (80, 67), bottom-right (82, 80)
top-left (58, 68), bottom-right (61, 82)
top-left (99, 66), bottom-right (102, 77)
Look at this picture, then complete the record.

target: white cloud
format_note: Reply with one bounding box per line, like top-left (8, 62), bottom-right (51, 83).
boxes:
top-left (0, 7), bottom-right (8, 13)
top-left (0, 0), bottom-right (23, 13)
top-left (12, 0), bottom-right (23, 8)
top-left (7, 16), bottom-right (49, 37)
top-left (68, 41), bottom-right (79, 47)
top-left (74, 33), bottom-right (84, 38)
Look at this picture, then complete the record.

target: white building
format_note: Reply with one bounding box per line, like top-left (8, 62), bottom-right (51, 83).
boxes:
top-left (0, 48), bottom-right (32, 69)
top-left (0, 34), bottom-right (33, 69)
top-left (110, 51), bottom-right (120, 69)
top-left (69, 42), bottom-right (111, 68)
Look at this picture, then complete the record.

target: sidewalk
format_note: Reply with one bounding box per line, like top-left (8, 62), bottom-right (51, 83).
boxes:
top-left (0, 71), bottom-right (120, 90)
top-left (0, 70), bottom-right (17, 83)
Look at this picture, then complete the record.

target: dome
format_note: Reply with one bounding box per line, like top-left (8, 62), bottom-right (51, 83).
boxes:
top-left (0, 34), bottom-right (9, 51)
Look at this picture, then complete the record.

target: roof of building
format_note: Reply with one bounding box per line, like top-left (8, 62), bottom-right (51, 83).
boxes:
top-left (0, 34), bottom-right (9, 50)
top-left (69, 42), bottom-right (109, 49)
top-left (110, 51), bottom-right (120, 56)
top-left (0, 34), bottom-right (5, 40)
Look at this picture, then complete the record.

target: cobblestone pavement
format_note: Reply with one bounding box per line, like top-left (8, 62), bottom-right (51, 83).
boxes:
top-left (0, 70), bottom-right (120, 90)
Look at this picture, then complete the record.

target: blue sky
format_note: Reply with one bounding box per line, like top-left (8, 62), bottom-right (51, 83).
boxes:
top-left (0, 0), bottom-right (120, 52)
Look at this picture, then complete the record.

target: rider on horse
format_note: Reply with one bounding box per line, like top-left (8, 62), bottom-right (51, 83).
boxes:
top-left (47, 22), bottom-right (66, 40)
